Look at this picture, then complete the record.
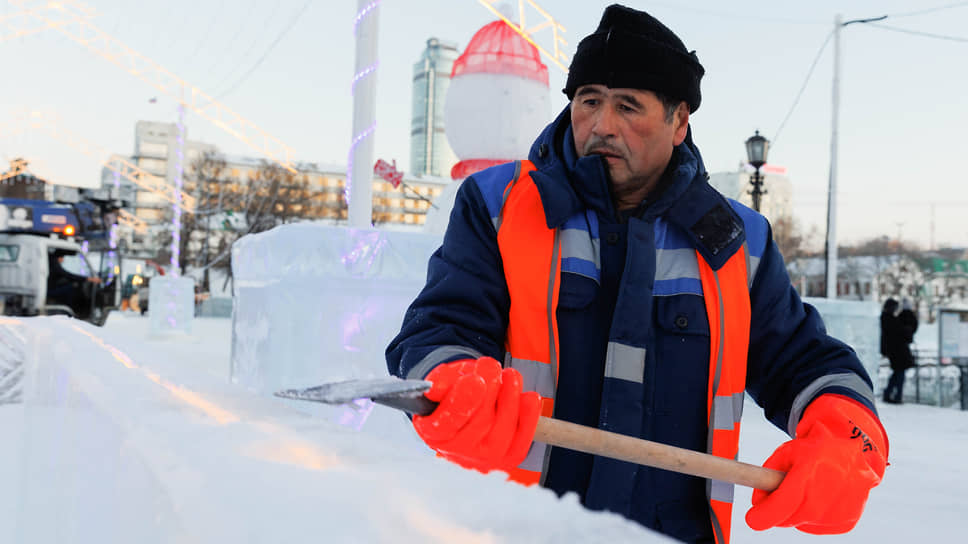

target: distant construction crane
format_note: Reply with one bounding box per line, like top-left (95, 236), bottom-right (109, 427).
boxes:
top-left (7, 0), bottom-right (300, 174)
top-left (0, 157), bottom-right (29, 182)
top-left (6, 110), bottom-right (196, 212)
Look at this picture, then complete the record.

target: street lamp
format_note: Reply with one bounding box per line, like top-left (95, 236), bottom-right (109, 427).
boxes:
top-left (745, 130), bottom-right (770, 212)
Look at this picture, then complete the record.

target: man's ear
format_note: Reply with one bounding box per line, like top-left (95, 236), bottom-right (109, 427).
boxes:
top-left (673, 102), bottom-right (689, 145)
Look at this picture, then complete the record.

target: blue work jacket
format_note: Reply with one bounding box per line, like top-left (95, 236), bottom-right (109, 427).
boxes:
top-left (387, 106), bottom-right (877, 543)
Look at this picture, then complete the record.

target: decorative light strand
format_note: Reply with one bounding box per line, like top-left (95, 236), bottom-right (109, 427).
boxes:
top-left (352, 0), bottom-right (380, 35)
top-left (171, 104), bottom-right (185, 279)
top-left (105, 168), bottom-right (122, 282)
top-left (350, 62), bottom-right (379, 94)
top-left (166, 103), bottom-right (186, 330)
top-left (345, 121), bottom-right (376, 209)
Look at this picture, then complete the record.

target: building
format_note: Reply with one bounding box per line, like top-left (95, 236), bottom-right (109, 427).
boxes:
top-left (100, 121), bottom-right (453, 256)
top-left (787, 253), bottom-right (968, 323)
top-left (409, 38), bottom-right (460, 177)
top-left (708, 163), bottom-right (793, 225)
top-left (114, 121), bottom-right (216, 225)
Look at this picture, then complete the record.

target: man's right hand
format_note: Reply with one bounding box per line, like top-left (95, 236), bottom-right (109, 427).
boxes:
top-left (413, 357), bottom-right (541, 473)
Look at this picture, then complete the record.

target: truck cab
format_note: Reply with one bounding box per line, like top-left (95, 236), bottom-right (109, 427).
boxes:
top-left (0, 198), bottom-right (119, 326)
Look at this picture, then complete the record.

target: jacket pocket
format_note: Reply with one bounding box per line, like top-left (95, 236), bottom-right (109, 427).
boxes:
top-left (655, 296), bottom-right (709, 337)
top-left (558, 271), bottom-right (597, 309)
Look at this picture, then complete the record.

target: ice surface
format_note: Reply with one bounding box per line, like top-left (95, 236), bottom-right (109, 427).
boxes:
top-left (1, 314), bottom-right (966, 542)
top-left (6, 315), bottom-right (663, 543)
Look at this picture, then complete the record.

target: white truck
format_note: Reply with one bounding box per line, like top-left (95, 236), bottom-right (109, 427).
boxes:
top-left (0, 198), bottom-right (118, 326)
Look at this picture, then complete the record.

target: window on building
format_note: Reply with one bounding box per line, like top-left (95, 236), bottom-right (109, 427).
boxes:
top-left (138, 157), bottom-right (167, 174)
top-left (138, 141), bottom-right (167, 157)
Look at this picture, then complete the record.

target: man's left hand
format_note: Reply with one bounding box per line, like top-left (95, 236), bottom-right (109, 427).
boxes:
top-left (745, 394), bottom-right (889, 534)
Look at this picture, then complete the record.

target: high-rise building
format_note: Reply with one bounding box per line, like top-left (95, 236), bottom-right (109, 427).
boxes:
top-left (409, 38), bottom-right (460, 177)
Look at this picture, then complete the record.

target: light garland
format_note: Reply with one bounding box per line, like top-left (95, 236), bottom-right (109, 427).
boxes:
top-left (105, 168), bottom-right (122, 282)
top-left (352, 0), bottom-right (380, 35)
top-left (350, 62), bottom-right (379, 94)
top-left (346, 0), bottom-right (380, 224)
top-left (345, 121), bottom-right (376, 208)
top-left (165, 103), bottom-right (186, 329)
top-left (171, 104), bottom-right (185, 278)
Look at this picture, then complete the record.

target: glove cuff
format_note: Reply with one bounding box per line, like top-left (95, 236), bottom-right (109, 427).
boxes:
top-left (800, 394), bottom-right (889, 470)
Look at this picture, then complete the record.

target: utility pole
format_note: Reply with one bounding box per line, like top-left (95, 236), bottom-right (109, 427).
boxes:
top-left (823, 13), bottom-right (887, 299)
top-left (824, 14), bottom-right (842, 299)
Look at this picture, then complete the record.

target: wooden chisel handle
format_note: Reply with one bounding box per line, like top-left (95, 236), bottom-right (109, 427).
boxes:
top-left (534, 416), bottom-right (784, 492)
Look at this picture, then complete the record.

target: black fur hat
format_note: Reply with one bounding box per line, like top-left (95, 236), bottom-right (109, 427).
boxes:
top-left (563, 4), bottom-right (705, 113)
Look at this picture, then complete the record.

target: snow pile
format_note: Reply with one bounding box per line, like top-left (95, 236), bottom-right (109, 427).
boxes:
top-left (2, 315), bottom-right (967, 542)
top-left (7, 315), bottom-right (661, 543)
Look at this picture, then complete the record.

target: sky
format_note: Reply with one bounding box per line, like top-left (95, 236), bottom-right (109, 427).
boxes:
top-left (2, 0), bottom-right (967, 249)
top-left (2, 310), bottom-right (965, 542)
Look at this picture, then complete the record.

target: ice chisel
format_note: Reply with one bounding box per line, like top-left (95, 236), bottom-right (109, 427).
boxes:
top-left (276, 377), bottom-right (784, 492)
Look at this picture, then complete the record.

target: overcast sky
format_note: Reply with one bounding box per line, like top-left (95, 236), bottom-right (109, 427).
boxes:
top-left (2, 0), bottom-right (967, 249)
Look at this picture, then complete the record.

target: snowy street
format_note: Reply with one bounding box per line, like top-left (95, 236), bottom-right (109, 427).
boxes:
top-left (1, 312), bottom-right (965, 542)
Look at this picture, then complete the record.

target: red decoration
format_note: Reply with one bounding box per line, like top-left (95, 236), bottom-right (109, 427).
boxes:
top-left (373, 159), bottom-right (403, 188)
top-left (450, 159), bottom-right (508, 180)
top-left (450, 20), bottom-right (549, 85)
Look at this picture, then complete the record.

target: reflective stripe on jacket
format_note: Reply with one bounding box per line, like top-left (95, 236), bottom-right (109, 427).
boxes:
top-left (494, 160), bottom-right (750, 543)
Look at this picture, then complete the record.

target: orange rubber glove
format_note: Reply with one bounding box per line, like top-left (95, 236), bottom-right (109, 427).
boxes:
top-left (412, 356), bottom-right (541, 473)
top-left (746, 394), bottom-right (889, 534)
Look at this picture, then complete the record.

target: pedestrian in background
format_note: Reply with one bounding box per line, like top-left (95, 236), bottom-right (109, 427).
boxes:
top-left (881, 298), bottom-right (916, 404)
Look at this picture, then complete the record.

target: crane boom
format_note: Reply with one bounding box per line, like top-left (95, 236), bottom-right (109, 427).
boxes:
top-left (12, 0), bottom-right (299, 174)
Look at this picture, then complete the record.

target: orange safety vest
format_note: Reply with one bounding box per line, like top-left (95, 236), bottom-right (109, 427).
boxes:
top-left (495, 161), bottom-right (751, 544)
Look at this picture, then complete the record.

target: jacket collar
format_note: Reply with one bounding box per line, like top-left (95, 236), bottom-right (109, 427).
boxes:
top-left (527, 105), bottom-right (708, 228)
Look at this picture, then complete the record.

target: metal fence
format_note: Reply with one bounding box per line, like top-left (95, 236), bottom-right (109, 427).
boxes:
top-left (877, 350), bottom-right (968, 410)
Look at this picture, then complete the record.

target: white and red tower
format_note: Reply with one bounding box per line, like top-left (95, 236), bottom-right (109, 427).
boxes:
top-left (444, 20), bottom-right (551, 180)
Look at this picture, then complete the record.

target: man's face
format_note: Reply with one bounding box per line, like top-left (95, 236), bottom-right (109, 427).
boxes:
top-left (570, 85), bottom-right (689, 207)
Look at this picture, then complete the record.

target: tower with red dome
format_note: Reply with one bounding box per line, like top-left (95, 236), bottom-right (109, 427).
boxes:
top-left (444, 19), bottom-right (551, 180)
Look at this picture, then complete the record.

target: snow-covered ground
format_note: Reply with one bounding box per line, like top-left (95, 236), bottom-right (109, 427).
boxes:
top-left (1, 312), bottom-right (966, 542)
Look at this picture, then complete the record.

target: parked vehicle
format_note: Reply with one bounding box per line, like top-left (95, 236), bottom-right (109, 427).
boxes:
top-left (0, 198), bottom-right (120, 326)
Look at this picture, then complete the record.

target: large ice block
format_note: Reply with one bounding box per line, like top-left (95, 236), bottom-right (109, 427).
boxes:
top-left (230, 225), bottom-right (441, 394)
top-left (804, 297), bottom-right (881, 381)
top-left (147, 275), bottom-right (195, 335)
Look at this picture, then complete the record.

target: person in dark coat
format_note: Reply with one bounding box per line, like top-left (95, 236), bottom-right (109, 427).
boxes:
top-left (387, 5), bottom-right (889, 542)
top-left (881, 298), bottom-right (917, 403)
top-left (46, 249), bottom-right (101, 317)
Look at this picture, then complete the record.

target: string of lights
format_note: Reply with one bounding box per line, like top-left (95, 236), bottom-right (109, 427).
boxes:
top-left (346, 0), bottom-right (380, 223)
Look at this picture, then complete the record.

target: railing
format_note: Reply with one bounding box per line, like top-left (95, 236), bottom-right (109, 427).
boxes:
top-left (877, 350), bottom-right (968, 410)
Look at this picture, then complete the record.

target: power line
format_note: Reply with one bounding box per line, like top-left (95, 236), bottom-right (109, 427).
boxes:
top-left (643, 1), bottom-right (827, 25)
top-left (886, 1), bottom-right (968, 18)
top-left (867, 23), bottom-right (968, 43)
top-left (209, 0), bottom-right (284, 97)
top-left (182, 0), bottom-right (228, 68)
top-left (770, 29), bottom-right (834, 151)
top-left (200, 0), bottom-right (260, 89)
top-left (214, 0), bottom-right (313, 100)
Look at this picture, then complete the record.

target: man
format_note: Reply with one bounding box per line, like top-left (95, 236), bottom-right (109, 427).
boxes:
top-left (387, 5), bottom-right (888, 543)
top-left (47, 249), bottom-right (101, 316)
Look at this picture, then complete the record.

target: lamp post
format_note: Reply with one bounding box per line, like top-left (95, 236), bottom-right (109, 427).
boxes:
top-left (745, 130), bottom-right (770, 212)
